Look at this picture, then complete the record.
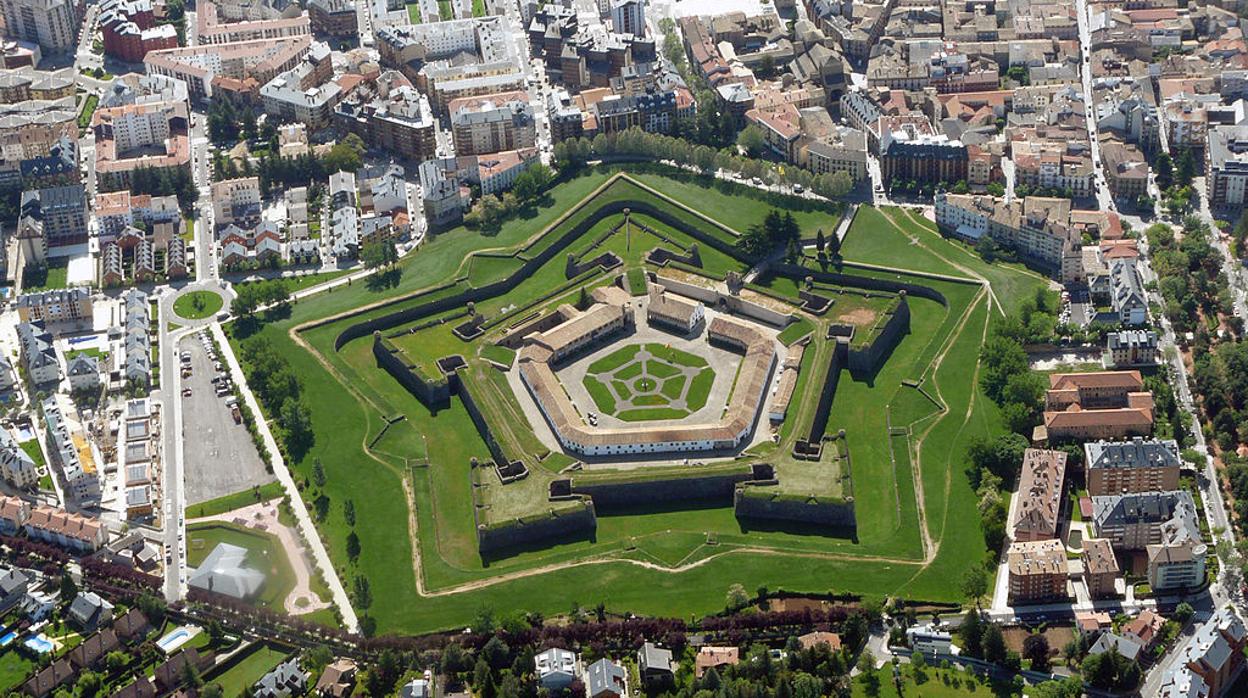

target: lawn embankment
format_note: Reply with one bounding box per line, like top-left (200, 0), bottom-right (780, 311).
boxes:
top-left (187, 481), bottom-right (283, 516)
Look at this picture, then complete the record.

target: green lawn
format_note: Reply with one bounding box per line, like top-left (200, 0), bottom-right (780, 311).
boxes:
top-left (22, 258), bottom-right (69, 292)
top-left (852, 664), bottom-right (1021, 697)
top-left (480, 343), bottom-right (515, 367)
top-left (582, 376), bottom-right (616, 413)
top-left (233, 271), bottom-right (349, 296)
top-left (588, 345), bottom-right (641, 373)
top-left (77, 94), bottom-right (98, 129)
top-left (205, 644), bottom-right (290, 697)
top-left (187, 481), bottom-right (283, 517)
top-left (65, 347), bottom-right (105, 361)
top-left (406, 2), bottom-right (421, 22)
top-left (226, 165), bottom-right (1045, 634)
top-left (186, 522), bottom-right (301, 611)
top-left (617, 406), bottom-right (688, 421)
top-left (778, 318), bottom-right (814, 345)
top-left (19, 440), bottom-right (44, 469)
top-left (173, 291), bottom-right (225, 320)
top-left (627, 268), bottom-right (647, 295)
top-left (686, 369), bottom-right (715, 409)
top-left (0, 649), bottom-right (33, 693)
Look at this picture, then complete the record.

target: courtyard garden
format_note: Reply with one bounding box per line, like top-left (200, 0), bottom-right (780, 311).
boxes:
top-left (582, 343), bottom-right (716, 421)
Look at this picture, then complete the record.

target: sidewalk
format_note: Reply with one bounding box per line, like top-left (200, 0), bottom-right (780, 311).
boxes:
top-left (211, 322), bottom-right (360, 633)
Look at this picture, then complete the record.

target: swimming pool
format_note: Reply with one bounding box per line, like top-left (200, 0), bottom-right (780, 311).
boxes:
top-left (0, 631), bottom-right (16, 647)
top-left (23, 634), bottom-right (53, 654)
top-left (155, 625), bottom-right (200, 654)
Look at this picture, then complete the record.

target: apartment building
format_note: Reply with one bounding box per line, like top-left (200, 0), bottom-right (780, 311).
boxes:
top-left (0, 429), bottom-right (36, 489)
top-left (1012, 138), bottom-right (1094, 198)
top-left (418, 159), bottom-right (467, 229)
top-left (1149, 536), bottom-right (1208, 592)
top-left (42, 396), bottom-right (100, 507)
top-left (1082, 537), bottom-right (1119, 600)
top-left (1104, 329), bottom-right (1160, 368)
top-left (94, 190), bottom-right (180, 241)
top-left (448, 91), bottom-right (536, 156)
top-left (24, 503), bottom-right (108, 552)
top-left (16, 291), bottom-right (78, 332)
top-left (934, 193), bottom-right (1081, 277)
top-left (1084, 437), bottom-right (1181, 496)
top-left (334, 76), bottom-right (437, 161)
top-left (1012, 448), bottom-right (1067, 542)
top-left (1099, 141), bottom-right (1149, 201)
top-left (307, 0), bottom-right (356, 37)
top-left (15, 321), bottom-right (57, 384)
top-left (91, 100), bottom-right (190, 191)
top-left (98, 0), bottom-right (178, 63)
top-left (879, 125), bottom-right (967, 185)
top-left (144, 35), bottom-right (311, 101)
top-left (0, 0), bottom-right (77, 52)
top-left (195, 0), bottom-right (309, 45)
top-left (608, 0), bottom-right (644, 36)
top-left (1006, 538), bottom-right (1068, 604)
top-left (1092, 489), bottom-right (1198, 550)
top-left (211, 177), bottom-right (261, 231)
top-left (1157, 608), bottom-right (1245, 698)
top-left (260, 42), bottom-right (339, 131)
top-left (1207, 124), bottom-right (1248, 207)
top-left (16, 184), bottom-right (87, 260)
top-left (1109, 258), bottom-right (1147, 326)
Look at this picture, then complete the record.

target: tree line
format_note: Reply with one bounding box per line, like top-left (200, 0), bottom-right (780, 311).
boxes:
top-left (238, 335), bottom-right (314, 461)
top-left (552, 128), bottom-right (856, 201)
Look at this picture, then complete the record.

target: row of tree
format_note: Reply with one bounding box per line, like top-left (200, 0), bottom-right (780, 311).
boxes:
top-left (128, 166), bottom-right (197, 212)
top-left (735, 209), bottom-right (802, 259)
top-left (237, 335), bottom-right (314, 461)
top-left (551, 129), bottom-right (856, 201)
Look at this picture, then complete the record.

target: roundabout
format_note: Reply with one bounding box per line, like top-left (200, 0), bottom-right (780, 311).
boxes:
top-left (171, 288), bottom-right (226, 321)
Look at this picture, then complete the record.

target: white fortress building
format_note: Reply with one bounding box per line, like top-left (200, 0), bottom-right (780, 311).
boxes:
top-left (517, 287), bottom-right (776, 457)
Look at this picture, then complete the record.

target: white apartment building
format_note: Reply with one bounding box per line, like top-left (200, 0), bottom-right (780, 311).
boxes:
top-left (100, 103), bottom-right (172, 154)
top-left (211, 177), bottom-right (262, 229)
top-left (0, 0), bottom-right (77, 51)
top-left (0, 429), bottom-right (37, 489)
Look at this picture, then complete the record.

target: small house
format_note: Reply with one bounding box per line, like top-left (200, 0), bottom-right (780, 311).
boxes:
top-left (585, 658), bottom-right (627, 698)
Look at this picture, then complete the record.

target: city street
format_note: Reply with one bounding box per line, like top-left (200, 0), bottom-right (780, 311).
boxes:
top-left (1071, 4), bottom-right (1241, 691)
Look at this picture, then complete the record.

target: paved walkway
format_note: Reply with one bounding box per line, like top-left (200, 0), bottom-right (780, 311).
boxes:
top-left (211, 322), bottom-right (359, 633)
top-left (189, 499), bottom-right (332, 616)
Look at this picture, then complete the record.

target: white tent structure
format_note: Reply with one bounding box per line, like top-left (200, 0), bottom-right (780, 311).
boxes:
top-left (188, 542), bottom-right (265, 599)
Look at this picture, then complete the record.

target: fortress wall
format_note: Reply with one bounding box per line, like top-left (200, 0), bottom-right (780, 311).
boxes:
top-left (734, 488), bottom-right (857, 528)
top-left (845, 296), bottom-right (911, 376)
top-left (808, 340), bottom-right (847, 443)
top-left (571, 469), bottom-right (755, 507)
top-left (453, 368), bottom-right (512, 466)
top-left (772, 262), bottom-right (956, 305)
top-left (476, 500), bottom-right (598, 553)
top-left (372, 334), bottom-right (451, 408)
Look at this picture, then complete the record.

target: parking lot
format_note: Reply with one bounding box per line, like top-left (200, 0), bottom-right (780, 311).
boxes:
top-left (179, 331), bottom-right (274, 505)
